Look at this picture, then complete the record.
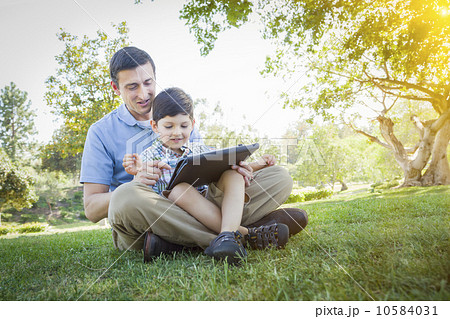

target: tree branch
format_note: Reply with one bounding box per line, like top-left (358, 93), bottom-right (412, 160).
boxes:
top-left (410, 115), bottom-right (425, 137)
top-left (383, 90), bottom-right (435, 103)
top-left (430, 109), bottom-right (450, 133)
top-left (372, 77), bottom-right (442, 100)
top-left (345, 122), bottom-right (392, 150)
top-left (385, 95), bottom-right (399, 115)
top-left (382, 61), bottom-right (390, 79)
top-left (405, 143), bottom-right (420, 155)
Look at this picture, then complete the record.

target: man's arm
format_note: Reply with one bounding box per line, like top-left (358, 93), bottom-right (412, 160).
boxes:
top-left (83, 183), bottom-right (111, 223)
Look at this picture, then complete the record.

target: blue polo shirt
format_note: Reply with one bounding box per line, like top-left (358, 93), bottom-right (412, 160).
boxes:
top-left (80, 104), bottom-right (202, 191)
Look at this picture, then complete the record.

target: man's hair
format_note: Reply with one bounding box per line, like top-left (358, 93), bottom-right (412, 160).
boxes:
top-left (152, 88), bottom-right (194, 123)
top-left (109, 46), bottom-right (156, 85)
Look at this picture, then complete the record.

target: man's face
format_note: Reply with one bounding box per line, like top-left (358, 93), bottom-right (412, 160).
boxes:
top-left (111, 62), bottom-right (156, 121)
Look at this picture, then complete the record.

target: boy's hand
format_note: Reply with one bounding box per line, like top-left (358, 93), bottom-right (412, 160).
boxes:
top-left (134, 160), bottom-right (171, 186)
top-left (259, 154), bottom-right (276, 167)
top-left (231, 161), bottom-right (254, 187)
top-left (247, 154), bottom-right (277, 177)
top-left (123, 153), bottom-right (142, 176)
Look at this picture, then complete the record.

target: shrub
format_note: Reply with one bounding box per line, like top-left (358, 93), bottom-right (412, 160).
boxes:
top-left (285, 188), bottom-right (333, 203)
top-left (16, 222), bottom-right (47, 234)
top-left (303, 189), bottom-right (333, 201)
top-left (0, 148), bottom-right (38, 213)
top-left (0, 226), bottom-right (10, 236)
top-left (20, 213), bottom-right (39, 223)
top-left (285, 193), bottom-right (305, 204)
top-left (370, 179), bottom-right (401, 192)
top-left (0, 222), bottom-right (47, 235)
top-left (1, 213), bottom-right (12, 222)
top-left (73, 191), bottom-right (83, 200)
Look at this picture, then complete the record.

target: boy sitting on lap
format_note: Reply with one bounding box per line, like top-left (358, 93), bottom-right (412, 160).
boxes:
top-left (123, 87), bottom-right (289, 264)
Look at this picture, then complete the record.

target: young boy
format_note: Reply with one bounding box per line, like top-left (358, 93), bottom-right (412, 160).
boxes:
top-left (123, 87), bottom-right (289, 264)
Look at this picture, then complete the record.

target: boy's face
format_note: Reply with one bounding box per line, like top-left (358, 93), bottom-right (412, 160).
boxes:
top-left (151, 113), bottom-right (194, 150)
top-left (111, 62), bottom-right (156, 121)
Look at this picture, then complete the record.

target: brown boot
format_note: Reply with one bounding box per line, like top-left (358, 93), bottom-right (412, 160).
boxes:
top-left (247, 208), bottom-right (308, 237)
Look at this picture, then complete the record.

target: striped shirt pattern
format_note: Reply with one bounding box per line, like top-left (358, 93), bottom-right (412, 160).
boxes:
top-left (140, 139), bottom-right (212, 195)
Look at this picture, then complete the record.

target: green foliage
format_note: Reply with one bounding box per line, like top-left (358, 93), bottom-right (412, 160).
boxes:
top-left (181, 1), bottom-right (449, 98)
top-left (45, 22), bottom-right (130, 157)
top-left (0, 222), bottom-right (47, 236)
top-left (180, 0), bottom-right (450, 185)
top-left (0, 82), bottom-right (36, 161)
top-left (284, 193), bottom-right (305, 204)
top-left (0, 226), bottom-right (8, 236)
top-left (16, 222), bottom-right (48, 234)
top-left (370, 179), bottom-right (401, 193)
top-left (39, 128), bottom-right (81, 174)
top-left (0, 186), bottom-right (448, 300)
top-left (303, 188), bottom-right (333, 201)
top-left (285, 188), bottom-right (333, 204)
top-left (33, 171), bottom-right (76, 214)
top-left (0, 148), bottom-right (38, 217)
top-left (285, 120), bottom-right (400, 186)
top-left (180, 0), bottom-right (253, 55)
top-left (195, 98), bottom-right (258, 146)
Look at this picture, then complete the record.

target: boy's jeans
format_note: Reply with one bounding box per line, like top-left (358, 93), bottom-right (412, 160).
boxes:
top-left (108, 165), bottom-right (293, 251)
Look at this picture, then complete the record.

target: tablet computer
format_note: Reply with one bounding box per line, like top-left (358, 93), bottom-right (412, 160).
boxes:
top-left (167, 143), bottom-right (260, 190)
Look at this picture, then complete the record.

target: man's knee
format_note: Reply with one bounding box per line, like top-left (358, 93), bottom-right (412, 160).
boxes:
top-left (259, 165), bottom-right (293, 192)
top-left (109, 181), bottom-right (140, 222)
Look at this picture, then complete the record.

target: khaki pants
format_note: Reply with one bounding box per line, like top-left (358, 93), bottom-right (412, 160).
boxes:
top-left (108, 165), bottom-right (293, 251)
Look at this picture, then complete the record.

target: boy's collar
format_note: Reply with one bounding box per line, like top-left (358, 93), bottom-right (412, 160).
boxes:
top-left (156, 138), bottom-right (191, 156)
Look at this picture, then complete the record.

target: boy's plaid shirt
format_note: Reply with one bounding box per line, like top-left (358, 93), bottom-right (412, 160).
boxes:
top-left (140, 139), bottom-right (212, 195)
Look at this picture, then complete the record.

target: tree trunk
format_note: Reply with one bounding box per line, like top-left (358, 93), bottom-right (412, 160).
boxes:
top-left (376, 114), bottom-right (449, 187)
top-left (401, 122), bottom-right (436, 187)
top-left (421, 120), bottom-right (450, 185)
top-left (352, 111), bottom-right (449, 187)
top-left (338, 179), bottom-right (348, 191)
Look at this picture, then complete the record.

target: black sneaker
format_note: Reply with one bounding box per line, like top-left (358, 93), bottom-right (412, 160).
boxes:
top-left (204, 231), bottom-right (247, 264)
top-left (245, 223), bottom-right (289, 249)
top-left (247, 208), bottom-right (308, 237)
top-left (143, 231), bottom-right (185, 263)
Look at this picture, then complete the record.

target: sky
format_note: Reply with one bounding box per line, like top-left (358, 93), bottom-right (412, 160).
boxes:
top-left (0, 0), bottom-right (304, 144)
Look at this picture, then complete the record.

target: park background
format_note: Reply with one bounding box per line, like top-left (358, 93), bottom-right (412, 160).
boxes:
top-left (0, 0), bottom-right (449, 302)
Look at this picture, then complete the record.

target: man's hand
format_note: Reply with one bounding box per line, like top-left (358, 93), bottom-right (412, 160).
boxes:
top-left (134, 160), bottom-right (171, 186)
top-left (231, 161), bottom-right (254, 187)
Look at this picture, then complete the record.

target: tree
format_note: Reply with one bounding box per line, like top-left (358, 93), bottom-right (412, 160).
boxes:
top-left (194, 98), bottom-right (281, 161)
top-left (45, 22), bottom-right (129, 157)
top-left (180, 0), bottom-right (450, 187)
top-left (0, 82), bottom-right (36, 161)
top-left (195, 98), bottom-right (255, 143)
top-left (39, 127), bottom-right (81, 175)
top-left (0, 148), bottom-right (37, 225)
top-left (285, 121), bottom-right (376, 189)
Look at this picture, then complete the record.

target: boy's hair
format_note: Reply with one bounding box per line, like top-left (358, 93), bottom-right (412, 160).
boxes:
top-left (109, 46), bottom-right (156, 85)
top-left (152, 88), bottom-right (194, 123)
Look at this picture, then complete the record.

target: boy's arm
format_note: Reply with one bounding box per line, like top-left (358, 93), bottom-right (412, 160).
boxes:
top-left (124, 149), bottom-right (171, 185)
top-left (123, 153), bottom-right (143, 176)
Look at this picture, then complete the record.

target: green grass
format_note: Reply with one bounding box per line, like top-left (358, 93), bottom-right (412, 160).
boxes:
top-left (0, 186), bottom-right (448, 300)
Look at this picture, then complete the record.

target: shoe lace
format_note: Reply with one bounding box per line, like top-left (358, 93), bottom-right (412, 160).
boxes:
top-left (212, 231), bottom-right (245, 247)
top-left (247, 224), bottom-right (279, 249)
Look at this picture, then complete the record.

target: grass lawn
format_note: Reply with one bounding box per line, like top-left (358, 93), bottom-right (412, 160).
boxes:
top-left (0, 186), bottom-right (448, 301)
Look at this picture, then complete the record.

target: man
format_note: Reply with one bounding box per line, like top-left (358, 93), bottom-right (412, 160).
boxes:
top-left (80, 46), bottom-right (308, 260)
